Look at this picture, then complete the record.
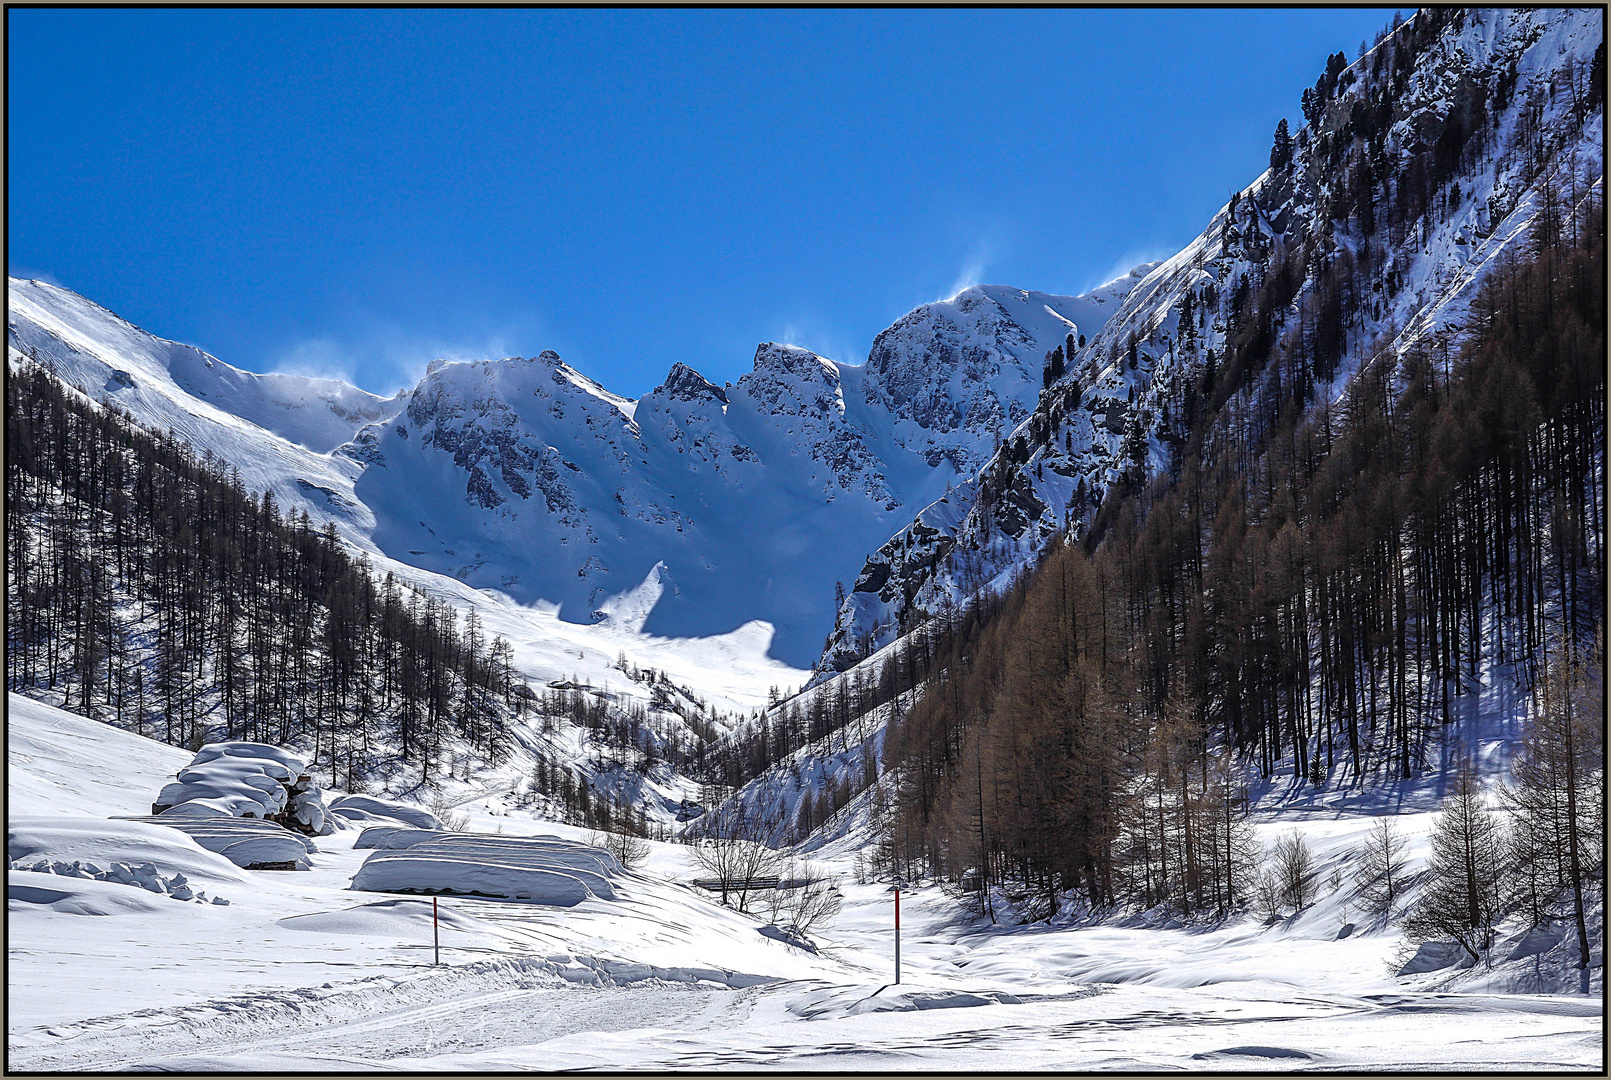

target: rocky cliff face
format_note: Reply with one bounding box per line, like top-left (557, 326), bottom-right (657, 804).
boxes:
top-left (815, 5), bottom-right (1604, 674)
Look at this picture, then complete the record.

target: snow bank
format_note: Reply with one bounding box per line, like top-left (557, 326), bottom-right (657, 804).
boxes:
top-left (8, 870), bottom-right (179, 916)
top-left (328, 794), bottom-right (438, 830)
top-left (351, 834), bottom-right (623, 904)
top-left (122, 815), bottom-right (315, 870)
top-left (7, 817), bottom-right (247, 885)
top-left (154, 743), bottom-right (334, 835)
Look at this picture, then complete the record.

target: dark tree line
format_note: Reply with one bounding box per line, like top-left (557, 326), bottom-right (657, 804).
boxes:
top-left (7, 361), bottom-right (525, 786)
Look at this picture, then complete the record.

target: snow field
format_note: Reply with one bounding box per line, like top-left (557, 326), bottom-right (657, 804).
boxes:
top-left (6, 693), bottom-right (1603, 1069)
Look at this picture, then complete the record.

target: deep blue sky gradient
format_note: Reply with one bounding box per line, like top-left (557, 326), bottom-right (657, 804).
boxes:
top-left (9, 8), bottom-right (1393, 396)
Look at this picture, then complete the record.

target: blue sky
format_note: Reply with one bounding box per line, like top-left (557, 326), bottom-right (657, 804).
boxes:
top-left (9, 8), bottom-right (1393, 397)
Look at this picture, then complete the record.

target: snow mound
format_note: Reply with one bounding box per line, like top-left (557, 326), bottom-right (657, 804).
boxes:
top-left (1193, 1046), bottom-right (1314, 1061)
top-left (7, 817), bottom-right (248, 886)
top-left (122, 815), bottom-right (315, 870)
top-left (8, 870), bottom-right (178, 916)
top-left (350, 834), bottom-right (623, 904)
top-left (327, 794), bottom-right (439, 830)
top-left (1397, 940), bottom-right (1476, 975)
top-left (353, 826), bottom-right (443, 850)
top-left (9, 861), bottom-right (227, 905)
top-left (154, 743), bottom-right (333, 835)
top-left (276, 897), bottom-right (491, 937)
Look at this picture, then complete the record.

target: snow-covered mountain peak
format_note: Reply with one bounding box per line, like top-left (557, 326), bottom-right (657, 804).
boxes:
top-left (745, 342), bottom-right (841, 384)
top-left (7, 276), bottom-right (405, 456)
top-left (655, 362), bottom-right (729, 404)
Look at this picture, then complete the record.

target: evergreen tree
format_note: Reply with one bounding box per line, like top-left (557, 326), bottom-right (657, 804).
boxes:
top-left (1270, 117), bottom-right (1294, 172)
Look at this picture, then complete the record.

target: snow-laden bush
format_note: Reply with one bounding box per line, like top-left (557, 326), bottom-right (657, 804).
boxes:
top-left (153, 743), bottom-right (333, 835)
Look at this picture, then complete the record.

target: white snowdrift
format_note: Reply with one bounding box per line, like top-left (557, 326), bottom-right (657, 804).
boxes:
top-left (782, 981), bottom-right (1025, 1021)
top-left (123, 815), bottom-right (315, 870)
top-left (276, 897), bottom-right (492, 937)
top-left (7, 817), bottom-right (248, 886)
top-left (351, 834), bottom-right (622, 904)
top-left (327, 794), bottom-right (438, 830)
top-left (8, 870), bottom-right (179, 917)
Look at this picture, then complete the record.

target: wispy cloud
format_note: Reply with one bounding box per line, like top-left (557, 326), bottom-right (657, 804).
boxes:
top-left (268, 316), bottom-right (551, 396)
top-left (7, 265), bottom-right (68, 289)
top-left (940, 239), bottom-right (994, 303)
top-left (1084, 245), bottom-right (1177, 294)
top-left (776, 316), bottom-right (860, 367)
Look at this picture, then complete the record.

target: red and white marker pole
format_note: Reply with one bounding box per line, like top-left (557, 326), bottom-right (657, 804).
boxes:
top-left (433, 896), bottom-right (440, 966)
top-left (894, 887), bottom-right (901, 985)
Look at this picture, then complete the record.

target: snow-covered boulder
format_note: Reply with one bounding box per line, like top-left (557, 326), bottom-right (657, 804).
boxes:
top-left (153, 743), bottom-right (334, 836)
top-left (351, 834), bottom-right (623, 904)
top-left (328, 794), bottom-right (439, 830)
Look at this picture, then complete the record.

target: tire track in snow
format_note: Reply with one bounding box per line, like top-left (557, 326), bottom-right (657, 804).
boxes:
top-left (7, 953), bottom-right (773, 1071)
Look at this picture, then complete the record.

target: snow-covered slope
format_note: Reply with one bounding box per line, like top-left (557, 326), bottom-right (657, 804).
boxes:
top-left (7, 278), bottom-right (403, 543)
top-left (816, 5), bottom-right (1605, 673)
top-left (7, 694), bottom-right (194, 819)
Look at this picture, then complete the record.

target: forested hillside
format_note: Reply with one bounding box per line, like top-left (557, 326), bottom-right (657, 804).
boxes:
top-left (5, 363), bottom-right (527, 786)
top-left (819, 7), bottom-right (1605, 678)
top-left (870, 117), bottom-right (1604, 925)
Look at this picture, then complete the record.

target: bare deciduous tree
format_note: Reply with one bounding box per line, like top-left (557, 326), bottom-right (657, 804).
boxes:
top-left (766, 859), bottom-right (843, 939)
top-left (689, 805), bottom-right (782, 911)
top-left (1406, 763), bottom-right (1507, 963)
top-left (1261, 829), bottom-right (1316, 915)
top-left (588, 827), bottom-right (650, 872)
top-left (1355, 816), bottom-right (1409, 916)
